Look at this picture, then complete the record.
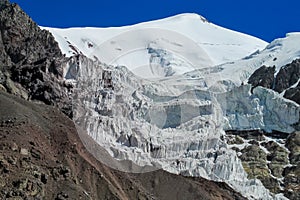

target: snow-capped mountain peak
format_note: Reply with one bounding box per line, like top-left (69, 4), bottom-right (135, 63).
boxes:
top-left (44, 13), bottom-right (267, 79)
top-left (44, 14), bottom-right (300, 200)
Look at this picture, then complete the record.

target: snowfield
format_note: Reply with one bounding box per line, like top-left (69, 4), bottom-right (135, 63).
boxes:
top-left (44, 13), bottom-right (267, 79)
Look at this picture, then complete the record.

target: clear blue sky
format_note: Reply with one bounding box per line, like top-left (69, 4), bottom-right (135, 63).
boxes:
top-left (12, 0), bottom-right (300, 42)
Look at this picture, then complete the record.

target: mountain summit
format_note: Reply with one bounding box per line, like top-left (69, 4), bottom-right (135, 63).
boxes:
top-left (45, 13), bottom-right (267, 78)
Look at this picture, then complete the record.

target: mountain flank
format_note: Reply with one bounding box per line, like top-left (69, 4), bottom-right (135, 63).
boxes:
top-left (0, 1), bottom-right (246, 199)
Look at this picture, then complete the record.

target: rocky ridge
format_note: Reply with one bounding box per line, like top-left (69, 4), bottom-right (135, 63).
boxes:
top-left (0, 0), bottom-right (72, 117)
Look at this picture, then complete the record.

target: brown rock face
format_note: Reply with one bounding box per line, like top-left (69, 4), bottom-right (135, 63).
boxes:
top-left (227, 130), bottom-right (300, 199)
top-left (0, 2), bottom-right (62, 65)
top-left (284, 83), bottom-right (300, 105)
top-left (0, 1), bottom-right (72, 117)
top-left (274, 59), bottom-right (300, 93)
top-left (248, 59), bottom-right (300, 105)
top-left (286, 132), bottom-right (300, 165)
top-left (248, 65), bottom-right (275, 90)
top-left (284, 132), bottom-right (300, 200)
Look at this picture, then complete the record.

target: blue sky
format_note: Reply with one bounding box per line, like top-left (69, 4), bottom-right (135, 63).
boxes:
top-left (12, 0), bottom-right (300, 42)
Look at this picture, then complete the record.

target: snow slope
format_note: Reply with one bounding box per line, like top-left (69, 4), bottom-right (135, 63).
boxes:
top-left (213, 32), bottom-right (300, 85)
top-left (167, 32), bottom-right (300, 98)
top-left (44, 13), bottom-right (267, 79)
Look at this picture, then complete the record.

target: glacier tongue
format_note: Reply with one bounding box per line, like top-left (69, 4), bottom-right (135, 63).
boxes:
top-left (68, 55), bottom-right (296, 200)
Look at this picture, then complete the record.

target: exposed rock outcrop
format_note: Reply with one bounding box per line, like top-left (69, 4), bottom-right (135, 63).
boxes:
top-left (248, 59), bottom-right (300, 105)
top-left (284, 131), bottom-right (300, 200)
top-left (227, 130), bottom-right (300, 199)
top-left (239, 144), bottom-right (281, 194)
top-left (244, 58), bottom-right (300, 199)
top-left (248, 65), bottom-right (275, 90)
top-left (284, 83), bottom-right (300, 105)
top-left (274, 59), bottom-right (300, 93)
top-left (286, 131), bottom-right (300, 165)
top-left (0, 1), bottom-right (72, 116)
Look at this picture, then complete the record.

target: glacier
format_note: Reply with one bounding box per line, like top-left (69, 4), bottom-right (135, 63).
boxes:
top-left (44, 13), bottom-right (300, 199)
top-left (66, 55), bottom-right (297, 200)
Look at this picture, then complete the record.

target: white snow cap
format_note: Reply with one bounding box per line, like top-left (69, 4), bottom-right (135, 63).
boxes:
top-left (43, 13), bottom-right (267, 79)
